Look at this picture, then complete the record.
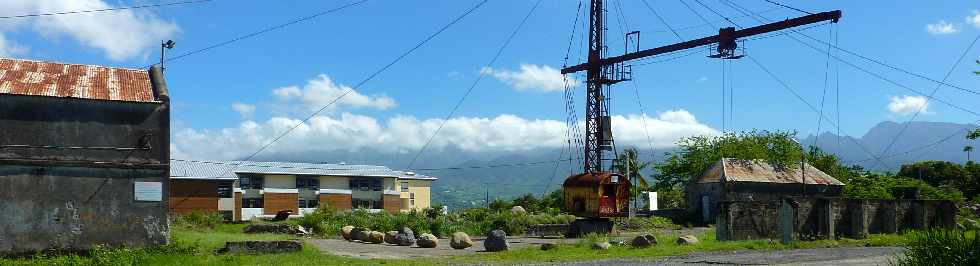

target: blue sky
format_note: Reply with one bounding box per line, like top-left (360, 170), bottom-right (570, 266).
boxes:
top-left (3, 0), bottom-right (979, 160)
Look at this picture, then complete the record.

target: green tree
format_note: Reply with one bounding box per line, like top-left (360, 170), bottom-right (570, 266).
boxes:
top-left (653, 130), bottom-right (804, 189)
top-left (898, 161), bottom-right (969, 189)
top-left (969, 128), bottom-right (980, 140)
top-left (612, 147), bottom-right (653, 189)
top-left (966, 146), bottom-right (974, 162)
top-left (510, 193), bottom-right (540, 213)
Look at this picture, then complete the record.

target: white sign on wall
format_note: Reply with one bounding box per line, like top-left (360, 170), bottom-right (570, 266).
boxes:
top-left (134, 181), bottom-right (163, 201)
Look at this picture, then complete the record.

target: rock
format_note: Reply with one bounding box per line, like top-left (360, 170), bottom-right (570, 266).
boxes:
top-left (417, 233), bottom-right (438, 248)
top-left (511, 206), bottom-right (527, 215)
top-left (591, 242), bottom-right (611, 250)
top-left (215, 240), bottom-right (302, 254)
top-left (351, 227), bottom-right (371, 242)
top-left (398, 227), bottom-right (414, 235)
top-left (243, 224), bottom-right (297, 234)
top-left (296, 225), bottom-right (310, 236)
top-left (677, 235), bottom-right (699, 245)
top-left (540, 243), bottom-right (558, 251)
top-left (395, 230), bottom-right (416, 246)
top-left (384, 231), bottom-right (398, 244)
top-left (368, 231), bottom-right (385, 244)
top-left (484, 230), bottom-right (509, 252)
top-left (341, 226), bottom-right (355, 240)
top-left (450, 232), bottom-right (473, 249)
top-left (631, 234), bottom-right (658, 248)
top-left (611, 240), bottom-right (626, 246)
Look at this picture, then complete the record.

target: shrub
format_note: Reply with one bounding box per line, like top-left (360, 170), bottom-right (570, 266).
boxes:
top-left (892, 229), bottom-right (979, 266)
top-left (172, 211), bottom-right (224, 230)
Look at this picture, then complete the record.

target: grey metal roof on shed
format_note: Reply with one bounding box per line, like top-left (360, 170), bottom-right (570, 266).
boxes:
top-left (698, 158), bottom-right (844, 186)
top-left (169, 159), bottom-right (411, 180)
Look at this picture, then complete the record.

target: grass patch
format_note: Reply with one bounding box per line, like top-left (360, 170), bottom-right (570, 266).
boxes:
top-left (891, 229), bottom-right (979, 266)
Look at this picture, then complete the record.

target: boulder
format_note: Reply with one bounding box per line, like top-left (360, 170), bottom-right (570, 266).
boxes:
top-left (341, 226), bottom-right (355, 240)
top-left (676, 235), bottom-right (699, 245)
top-left (631, 234), bottom-right (657, 248)
top-left (395, 230), bottom-right (416, 247)
top-left (351, 227), bottom-right (370, 242)
top-left (511, 206), bottom-right (527, 215)
top-left (243, 224), bottom-right (297, 234)
top-left (296, 225), bottom-right (310, 236)
top-left (450, 232), bottom-right (473, 249)
top-left (417, 233), bottom-right (439, 248)
top-left (368, 231), bottom-right (385, 244)
top-left (540, 243), bottom-right (558, 251)
top-left (215, 240), bottom-right (302, 254)
top-left (484, 230), bottom-right (509, 252)
top-left (384, 231), bottom-right (398, 244)
top-left (591, 242), bottom-right (611, 250)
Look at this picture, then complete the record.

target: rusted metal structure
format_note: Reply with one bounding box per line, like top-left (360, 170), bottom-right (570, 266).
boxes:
top-left (563, 172), bottom-right (630, 218)
top-left (559, 0), bottom-right (841, 235)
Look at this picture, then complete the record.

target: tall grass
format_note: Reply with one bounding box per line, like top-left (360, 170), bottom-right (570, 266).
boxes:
top-left (296, 206), bottom-right (576, 237)
top-left (892, 229), bottom-right (979, 266)
top-left (171, 211), bottom-right (224, 230)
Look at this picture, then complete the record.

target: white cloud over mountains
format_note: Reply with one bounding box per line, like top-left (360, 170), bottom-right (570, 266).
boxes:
top-left (926, 20), bottom-right (958, 35)
top-left (172, 110), bottom-right (717, 160)
top-left (888, 95), bottom-right (931, 116)
top-left (0, 0), bottom-right (179, 61)
top-left (174, 74), bottom-right (715, 160)
top-left (482, 64), bottom-right (577, 92)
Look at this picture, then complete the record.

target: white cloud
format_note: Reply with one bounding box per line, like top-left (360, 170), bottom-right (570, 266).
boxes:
top-left (171, 110), bottom-right (716, 160)
top-left (0, 0), bottom-right (179, 61)
top-left (271, 74), bottom-right (396, 112)
top-left (968, 10), bottom-right (980, 29)
top-left (482, 64), bottom-right (577, 92)
top-left (696, 77), bottom-right (708, 83)
top-left (231, 102), bottom-right (256, 119)
top-left (888, 95), bottom-right (931, 116)
top-left (926, 20), bottom-right (959, 35)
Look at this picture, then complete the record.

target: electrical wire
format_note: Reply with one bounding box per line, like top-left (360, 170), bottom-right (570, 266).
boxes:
top-left (217, 0), bottom-right (489, 177)
top-left (406, 0), bottom-right (542, 169)
top-left (147, 0), bottom-right (367, 68)
top-left (811, 24), bottom-right (835, 150)
top-left (693, 0), bottom-right (740, 27)
top-left (0, 0), bottom-right (213, 20)
top-left (760, 0), bottom-right (813, 15)
top-left (641, 0), bottom-right (683, 41)
top-left (875, 31), bottom-right (980, 160)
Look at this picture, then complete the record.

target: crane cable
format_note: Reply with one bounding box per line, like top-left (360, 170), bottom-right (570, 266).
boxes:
top-left (812, 23), bottom-right (836, 150)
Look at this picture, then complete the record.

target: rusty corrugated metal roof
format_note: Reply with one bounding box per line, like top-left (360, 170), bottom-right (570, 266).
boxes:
top-left (563, 172), bottom-right (629, 187)
top-left (0, 57), bottom-right (157, 102)
top-left (707, 158), bottom-right (844, 185)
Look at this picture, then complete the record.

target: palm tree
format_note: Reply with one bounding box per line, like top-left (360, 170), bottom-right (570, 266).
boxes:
top-left (612, 147), bottom-right (653, 189)
top-left (966, 146), bottom-right (974, 162)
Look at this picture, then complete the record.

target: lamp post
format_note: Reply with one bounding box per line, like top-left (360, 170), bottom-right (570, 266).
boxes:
top-left (160, 40), bottom-right (176, 70)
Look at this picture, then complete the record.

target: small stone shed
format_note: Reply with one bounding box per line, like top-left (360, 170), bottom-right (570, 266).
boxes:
top-left (0, 58), bottom-right (171, 255)
top-left (686, 158), bottom-right (845, 223)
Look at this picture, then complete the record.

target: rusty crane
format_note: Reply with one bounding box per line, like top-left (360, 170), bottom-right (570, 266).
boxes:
top-left (560, 0), bottom-right (841, 236)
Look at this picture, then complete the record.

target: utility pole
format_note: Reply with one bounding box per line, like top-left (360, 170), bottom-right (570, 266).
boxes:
top-left (562, 1), bottom-right (840, 176)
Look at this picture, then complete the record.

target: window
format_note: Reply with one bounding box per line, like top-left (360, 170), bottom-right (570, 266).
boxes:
top-left (352, 199), bottom-right (373, 209)
top-left (298, 199), bottom-right (319, 208)
top-left (239, 175), bottom-right (263, 189)
top-left (373, 199), bottom-right (382, 209)
top-left (410, 193), bottom-right (415, 206)
top-left (296, 177), bottom-right (319, 189)
top-left (219, 211), bottom-right (233, 221)
top-left (350, 178), bottom-right (382, 191)
top-left (243, 198), bottom-right (264, 208)
top-left (401, 182), bottom-right (409, 192)
top-left (217, 185), bottom-right (233, 198)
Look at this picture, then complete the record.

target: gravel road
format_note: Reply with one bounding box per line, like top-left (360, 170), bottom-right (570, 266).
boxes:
top-left (531, 246), bottom-right (904, 266)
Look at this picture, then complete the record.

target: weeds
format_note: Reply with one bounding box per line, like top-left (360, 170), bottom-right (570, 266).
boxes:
top-left (891, 229), bottom-right (979, 266)
top-left (296, 206), bottom-right (576, 237)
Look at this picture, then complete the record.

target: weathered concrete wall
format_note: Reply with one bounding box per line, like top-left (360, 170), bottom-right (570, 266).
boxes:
top-left (0, 165), bottom-right (169, 255)
top-left (717, 197), bottom-right (956, 241)
top-left (0, 78), bottom-right (170, 255)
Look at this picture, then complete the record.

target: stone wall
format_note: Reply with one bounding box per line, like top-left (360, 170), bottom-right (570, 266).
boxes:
top-left (716, 197), bottom-right (957, 241)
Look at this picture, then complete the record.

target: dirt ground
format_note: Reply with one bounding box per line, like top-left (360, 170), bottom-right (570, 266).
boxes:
top-left (310, 229), bottom-right (710, 260)
top-left (310, 236), bottom-right (566, 259)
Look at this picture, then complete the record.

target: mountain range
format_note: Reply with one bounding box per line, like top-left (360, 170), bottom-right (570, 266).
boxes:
top-left (253, 120), bottom-right (978, 209)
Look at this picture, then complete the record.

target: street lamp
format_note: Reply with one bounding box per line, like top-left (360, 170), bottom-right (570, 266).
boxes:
top-left (790, 138), bottom-right (806, 197)
top-left (160, 40), bottom-right (176, 70)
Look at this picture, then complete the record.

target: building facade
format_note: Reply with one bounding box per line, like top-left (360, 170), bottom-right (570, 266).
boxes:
top-left (0, 58), bottom-right (171, 255)
top-left (169, 160), bottom-right (436, 220)
top-left (686, 158), bottom-right (845, 223)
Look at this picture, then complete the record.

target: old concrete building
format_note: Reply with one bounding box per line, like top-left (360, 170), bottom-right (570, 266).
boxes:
top-left (169, 160), bottom-right (437, 220)
top-left (0, 58), bottom-right (171, 255)
top-left (686, 158), bottom-right (845, 223)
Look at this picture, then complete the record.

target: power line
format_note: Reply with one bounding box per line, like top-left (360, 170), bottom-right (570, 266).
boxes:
top-left (406, 0), bottom-right (542, 169)
top-left (843, 119), bottom-right (980, 164)
top-left (218, 0), bottom-right (489, 177)
top-left (678, 0), bottom-right (715, 28)
top-left (760, 0), bottom-right (813, 15)
top-left (0, 0), bottom-right (214, 20)
top-left (812, 24), bottom-right (835, 150)
top-left (693, 0), bottom-right (739, 27)
top-left (146, 0), bottom-right (366, 68)
top-left (875, 32), bottom-right (980, 160)
top-left (641, 0), bottom-right (683, 41)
